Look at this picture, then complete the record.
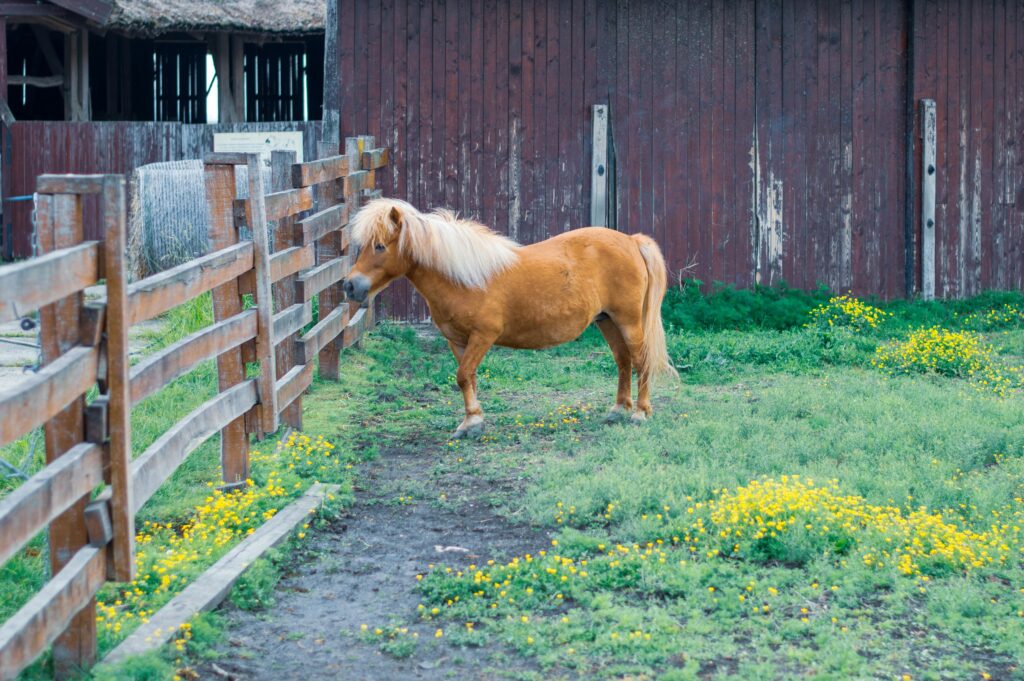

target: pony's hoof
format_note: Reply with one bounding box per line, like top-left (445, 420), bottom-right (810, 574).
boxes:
top-left (629, 411), bottom-right (648, 425)
top-left (453, 420), bottom-right (485, 440)
top-left (604, 406), bottom-right (630, 424)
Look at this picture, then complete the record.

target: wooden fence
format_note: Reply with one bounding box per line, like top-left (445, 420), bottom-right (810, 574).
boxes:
top-left (0, 136), bottom-right (387, 680)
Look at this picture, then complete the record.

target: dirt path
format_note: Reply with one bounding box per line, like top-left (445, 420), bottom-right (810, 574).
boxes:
top-left (198, 440), bottom-right (550, 680)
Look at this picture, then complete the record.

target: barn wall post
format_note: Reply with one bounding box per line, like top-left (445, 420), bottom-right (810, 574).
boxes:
top-left (920, 99), bottom-right (937, 300)
top-left (230, 36), bottom-right (245, 122)
top-left (321, 0), bottom-right (341, 153)
top-left (590, 104), bottom-right (609, 227)
top-left (903, 0), bottom-right (915, 297)
top-left (215, 34), bottom-right (235, 124)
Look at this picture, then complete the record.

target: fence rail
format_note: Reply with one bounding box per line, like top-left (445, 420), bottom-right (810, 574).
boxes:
top-left (0, 136), bottom-right (387, 680)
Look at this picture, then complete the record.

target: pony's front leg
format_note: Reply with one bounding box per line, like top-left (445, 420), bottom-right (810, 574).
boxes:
top-left (451, 336), bottom-right (494, 439)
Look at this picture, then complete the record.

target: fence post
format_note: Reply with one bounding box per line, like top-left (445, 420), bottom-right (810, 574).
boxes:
top-left (245, 153), bottom-right (278, 436)
top-left (920, 99), bottom-right (937, 301)
top-left (313, 142), bottom-right (347, 380)
top-left (100, 176), bottom-right (135, 582)
top-left (203, 160), bottom-right (250, 485)
top-left (34, 190), bottom-right (96, 679)
top-left (344, 136), bottom-right (377, 348)
top-left (271, 150), bottom-right (303, 430)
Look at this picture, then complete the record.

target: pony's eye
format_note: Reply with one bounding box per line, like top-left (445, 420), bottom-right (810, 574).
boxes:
top-left (374, 243), bottom-right (387, 253)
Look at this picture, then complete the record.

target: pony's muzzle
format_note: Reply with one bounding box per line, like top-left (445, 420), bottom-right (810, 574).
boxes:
top-left (343, 275), bottom-right (371, 304)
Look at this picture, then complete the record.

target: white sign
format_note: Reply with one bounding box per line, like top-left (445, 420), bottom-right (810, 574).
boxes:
top-left (213, 131), bottom-right (304, 163)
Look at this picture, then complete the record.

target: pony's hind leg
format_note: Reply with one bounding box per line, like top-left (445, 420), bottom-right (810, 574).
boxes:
top-left (451, 335), bottom-right (494, 439)
top-left (597, 319), bottom-right (633, 421)
top-left (614, 320), bottom-right (653, 422)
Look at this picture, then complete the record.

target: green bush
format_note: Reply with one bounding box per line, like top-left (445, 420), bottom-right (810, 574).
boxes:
top-left (661, 281), bottom-right (1024, 334)
top-left (662, 280), bottom-right (832, 332)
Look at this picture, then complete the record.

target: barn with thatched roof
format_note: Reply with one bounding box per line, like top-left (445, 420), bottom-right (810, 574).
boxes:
top-left (0, 1), bottom-right (328, 260)
top-left (1, 0), bottom-right (325, 123)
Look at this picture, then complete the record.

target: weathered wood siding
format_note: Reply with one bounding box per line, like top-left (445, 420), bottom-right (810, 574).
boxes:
top-left (3, 121), bottom-right (321, 258)
top-left (335, 0), bottom-right (1023, 318)
top-left (912, 0), bottom-right (1024, 297)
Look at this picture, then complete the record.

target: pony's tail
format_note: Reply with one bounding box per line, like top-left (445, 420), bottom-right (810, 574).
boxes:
top-left (632, 234), bottom-right (678, 383)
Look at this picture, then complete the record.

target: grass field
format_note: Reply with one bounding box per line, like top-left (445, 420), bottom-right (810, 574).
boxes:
top-left (319, 287), bottom-right (1024, 680)
top-left (4, 285), bottom-right (1024, 679)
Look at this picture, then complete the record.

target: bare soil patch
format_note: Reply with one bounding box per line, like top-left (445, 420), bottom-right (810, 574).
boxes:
top-left (198, 439), bottom-right (550, 680)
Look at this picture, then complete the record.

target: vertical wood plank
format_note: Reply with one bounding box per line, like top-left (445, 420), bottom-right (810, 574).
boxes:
top-left (520, 0), bottom-right (536, 240)
top-left (481, 0), bottom-right (498, 229)
top-left (737, 0), bottom-right (757, 285)
top-left (495, 0), bottom-right (511, 238)
top-left (508, 0), bottom-right (523, 241)
top-left (590, 105), bottom-right (609, 227)
top-left (921, 99), bottom-right (938, 299)
top-left (567, 0), bottom-right (583, 232)
top-left (314, 139), bottom-right (348, 379)
top-left (443, 0), bottom-right (459, 210)
top-left (245, 154), bottom-right (278, 435)
top-left (544, 0), bottom-right (560, 237)
top-left (0, 16), bottom-right (6, 100)
top-left (462, 0), bottom-right (476, 218)
top-left (36, 191), bottom-right (96, 679)
top-left (203, 161), bottom-right (250, 484)
top-left (431, 0), bottom-right (445, 205)
top-left (101, 176), bottom-right (135, 582)
top-left (323, 0), bottom-right (341, 148)
top-left (271, 150), bottom-right (302, 429)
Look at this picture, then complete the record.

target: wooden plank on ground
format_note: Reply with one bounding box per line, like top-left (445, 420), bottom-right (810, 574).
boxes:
top-left (0, 243), bottom-right (99, 323)
top-left (269, 244), bottom-right (315, 283)
top-left (297, 204), bottom-right (350, 245)
top-left (129, 312), bottom-right (257, 407)
top-left (295, 255), bottom-right (351, 302)
top-left (0, 546), bottom-right (106, 681)
top-left (127, 242), bottom-right (254, 326)
top-left (0, 345), bottom-right (98, 449)
top-left (291, 154), bottom-right (352, 187)
top-left (298, 303), bottom-right (349, 363)
top-left (0, 443), bottom-right (104, 567)
top-left (104, 483), bottom-right (338, 664)
top-left (131, 380), bottom-right (258, 513)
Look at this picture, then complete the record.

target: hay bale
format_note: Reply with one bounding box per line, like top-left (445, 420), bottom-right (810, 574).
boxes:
top-left (127, 159), bottom-right (271, 280)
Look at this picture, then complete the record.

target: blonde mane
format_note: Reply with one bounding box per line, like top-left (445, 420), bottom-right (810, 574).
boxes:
top-left (351, 198), bottom-right (520, 288)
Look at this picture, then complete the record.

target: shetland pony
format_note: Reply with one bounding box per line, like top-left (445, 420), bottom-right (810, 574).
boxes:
top-left (344, 198), bottom-right (677, 439)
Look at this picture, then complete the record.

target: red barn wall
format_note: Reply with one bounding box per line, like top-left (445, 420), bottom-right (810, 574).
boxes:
top-left (340, 0), bottom-right (1007, 320)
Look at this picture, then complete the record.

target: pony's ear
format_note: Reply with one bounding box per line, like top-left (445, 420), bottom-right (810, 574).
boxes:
top-left (389, 206), bottom-right (402, 229)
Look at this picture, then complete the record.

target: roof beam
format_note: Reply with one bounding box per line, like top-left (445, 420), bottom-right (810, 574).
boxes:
top-left (46, 0), bottom-right (112, 25)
